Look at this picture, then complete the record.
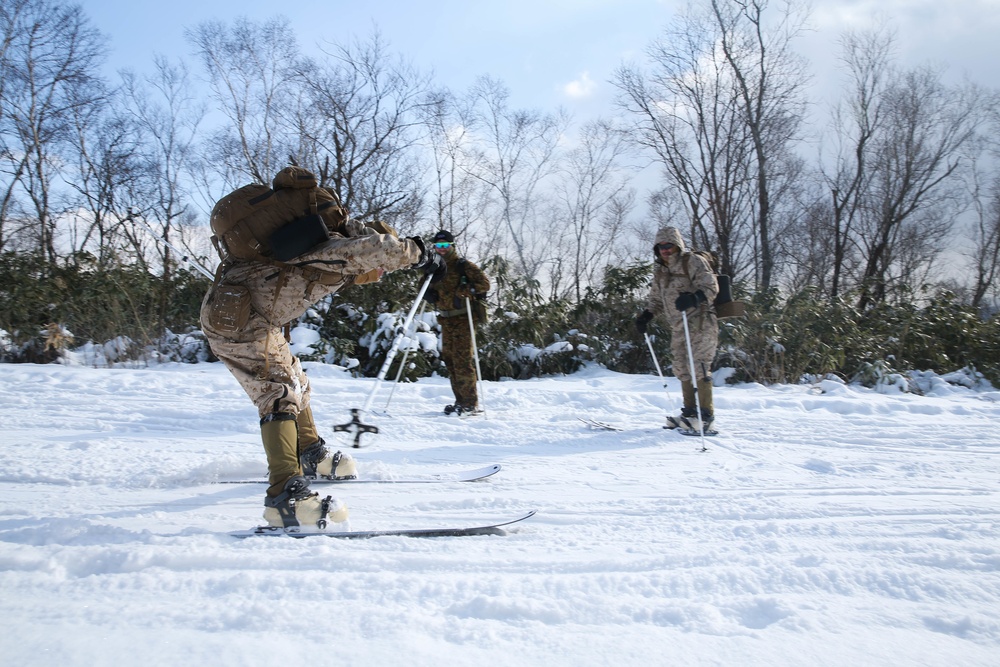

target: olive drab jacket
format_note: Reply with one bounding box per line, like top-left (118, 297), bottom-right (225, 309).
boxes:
top-left (428, 247), bottom-right (490, 320)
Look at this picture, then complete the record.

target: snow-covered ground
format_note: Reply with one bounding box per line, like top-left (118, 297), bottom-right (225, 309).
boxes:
top-left (1, 361), bottom-right (999, 667)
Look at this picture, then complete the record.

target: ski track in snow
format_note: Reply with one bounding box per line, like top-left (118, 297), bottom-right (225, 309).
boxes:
top-left (1, 362), bottom-right (999, 666)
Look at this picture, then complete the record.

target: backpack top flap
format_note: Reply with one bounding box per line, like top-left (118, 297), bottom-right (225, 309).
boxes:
top-left (210, 167), bottom-right (346, 261)
top-left (272, 166), bottom-right (318, 190)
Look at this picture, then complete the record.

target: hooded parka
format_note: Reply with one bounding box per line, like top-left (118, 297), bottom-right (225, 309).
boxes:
top-left (645, 226), bottom-right (719, 384)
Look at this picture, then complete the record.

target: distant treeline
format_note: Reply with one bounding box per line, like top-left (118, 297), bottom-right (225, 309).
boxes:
top-left (1, 0), bottom-right (998, 387)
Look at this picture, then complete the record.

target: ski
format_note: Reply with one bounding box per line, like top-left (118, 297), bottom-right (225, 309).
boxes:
top-left (218, 463), bottom-right (502, 485)
top-left (678, 428), bottom-right (719, 437)
top-left (578, 417), bottom-right (623, 431)
top-left (231, 510), bottom-right (537, 539)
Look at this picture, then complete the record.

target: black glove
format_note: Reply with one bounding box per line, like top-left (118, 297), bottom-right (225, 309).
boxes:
top-left (423, 287), bottom-right (439, 304)
top-left (410, 236), bottom-right (431, 267)
top-left (635, 310), bottom-right (654, 334)
top-left (425, 253), bottom-right (446, 283)
top-left (410, 237), bottom-right (447, 283)
top-left (674, 290), bottom-right (707, 312)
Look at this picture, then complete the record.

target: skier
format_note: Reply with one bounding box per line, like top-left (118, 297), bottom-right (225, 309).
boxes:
top-left (422, 230), bottom-right (490, 415)
top-left (200, 166), bottom-right (443, 530)
top-left (635, 226), bottom-right (720, 432)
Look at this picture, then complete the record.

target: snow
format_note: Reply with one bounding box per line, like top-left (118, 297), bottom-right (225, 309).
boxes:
top-left (1, 361), bottom-right (999, 666)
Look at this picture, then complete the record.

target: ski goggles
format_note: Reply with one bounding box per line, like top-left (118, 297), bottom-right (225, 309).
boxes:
top-left (654, 242), bottom-right (677, 252)
top-left (433, 241), bottom-right (453, 248)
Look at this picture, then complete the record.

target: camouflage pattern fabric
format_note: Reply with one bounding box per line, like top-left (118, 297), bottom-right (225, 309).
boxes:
top-left (201, 232), bottom-right (422, 419)
top-left (431, 248), bottom-right (490, 409)
top-left (439, 316), bottom-right (479, 408)
top-left (646, 226), bottom-right (719, 384)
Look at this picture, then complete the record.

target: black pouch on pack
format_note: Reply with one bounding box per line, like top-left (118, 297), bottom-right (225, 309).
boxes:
top-left (715, 274), bottom-right (733, 306)
top-left (714, 274), bottom-right (747, 319)
top-left (268, 213), bottom-right (330, 261)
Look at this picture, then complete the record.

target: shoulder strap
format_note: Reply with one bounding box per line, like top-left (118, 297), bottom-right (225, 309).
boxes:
top-left (682, 250), bottom-right (716, 278)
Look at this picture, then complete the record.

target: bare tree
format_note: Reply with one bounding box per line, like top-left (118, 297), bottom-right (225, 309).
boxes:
top-left (295, 30), bottom-right (433, 233)
top-left (855, 67), bottom-right (987, 309)
top-left (709, 0), bottom-right (810, 289)
top-left (187, 17), bottom-right (300, 187)
top-left (971, 180), bottom-right (1000, 312)
top-left (0, 0), bottom-right (32, 251)
top-left (419, 89), bottom-right (492, 241)
top-left (780, 191), bottom-right (837, 293)
top-left (820, 26), bottom-right (894, 299)
top-left (0, 0), bottom-right (106, 264)
top-left (614, 0), bottom-right (802, 286)
top-left (960, 131), bottom-right (1000, 313)
top-left (553, 118), bottom-right (636, 301)
top-left (117, 56), bottom-right (207, 334)
top-left (461, 75), bottom-right (567, 279)
top-left (65, 87), bottom-right (143, 268)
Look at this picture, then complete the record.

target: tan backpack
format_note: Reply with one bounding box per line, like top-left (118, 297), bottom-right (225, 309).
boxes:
top-left (210, 166), bottom-right (350, 263)
top-left (681, 250), bottom-right (747, 320)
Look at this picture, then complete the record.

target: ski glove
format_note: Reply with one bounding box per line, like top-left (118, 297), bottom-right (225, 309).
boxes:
top-left (635, 309), bottom-right (654, 334)
top-left (425, 254), bottom-right (447, 283)
top-left (410, 237), bottom-right (447, 284)
top-left (674, 290), bottom-right (707, 312)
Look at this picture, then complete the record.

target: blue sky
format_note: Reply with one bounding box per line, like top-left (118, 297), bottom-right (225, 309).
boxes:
top-left (82, 0), bottom-right (1000, 125)
top-left (84, 0), bottom-right (672, 119)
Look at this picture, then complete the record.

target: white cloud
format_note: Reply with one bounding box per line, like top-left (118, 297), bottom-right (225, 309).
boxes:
top-left (561, 71), bottom-right (597, 99)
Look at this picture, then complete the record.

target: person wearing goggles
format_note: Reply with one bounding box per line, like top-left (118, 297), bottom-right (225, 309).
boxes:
top-left (423, 230), bottom-right (491, 416)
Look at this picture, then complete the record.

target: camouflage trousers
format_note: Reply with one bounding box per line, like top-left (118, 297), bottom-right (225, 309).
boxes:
top-left (201, 314), bottom-right (312, 420)
top-left (669, 310), bottom-right (718, 384)
top-left (439, 315), bottom-right (479, 408)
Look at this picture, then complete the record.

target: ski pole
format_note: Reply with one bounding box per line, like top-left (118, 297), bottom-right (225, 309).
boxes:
top-left (465, 296), bottom-right (487, 418)
top-left (381, 301), bottom-right (427, 412)
top-left (644, 332), bottom-right (673, 404)
top-left (361, 273), bottom-right (433, 413)
top-left (681, 309), bottom-right (708, 449)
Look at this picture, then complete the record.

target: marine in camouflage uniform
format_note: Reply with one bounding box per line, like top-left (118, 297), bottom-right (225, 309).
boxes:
top-left (636, 226), bottom-right (720, 430)
top-left (200, 168), bottom-right (441, 528)
top-left (422, 230), bottom-right (490, 415)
